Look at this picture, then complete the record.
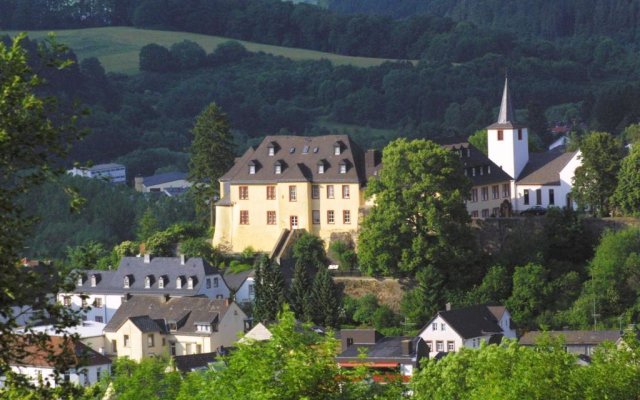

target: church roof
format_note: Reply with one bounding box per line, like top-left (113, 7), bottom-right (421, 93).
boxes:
top-left (517, 149), bottom-right (578, 185)
top-left (486, 77), bottom-right (526, 130)
top-left (438, 138), bottom-right (512, 186)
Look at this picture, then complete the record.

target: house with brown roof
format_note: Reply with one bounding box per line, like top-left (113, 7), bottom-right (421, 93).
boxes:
top-left (212, 135), bottom-right (381, 253)
top-left (103, 295), bottom-right (248, 362)
top-left (6, 336), bottom-right (111, 388)
top-left (418, 304), bottom-right (516, 357)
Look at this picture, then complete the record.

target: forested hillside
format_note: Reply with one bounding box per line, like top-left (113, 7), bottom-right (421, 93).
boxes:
top-left (327, 0), bottom-right (640, 40)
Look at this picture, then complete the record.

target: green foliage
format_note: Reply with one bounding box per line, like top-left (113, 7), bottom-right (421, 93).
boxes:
top-left (253, 255), bottom-right (287, 323)
top-left (227, 259), bottom-right (253, 273)
top-left (139, 43), bottom-right (172, 72)
top-left (176, 307), bottom-right (342, 400)
top-left (179, 237), bottom-right (219, 265)
top-left (137, 207), bottom-right (160, 241)
top-left (110, 357), bottom-right (182, 400)
top-left (400, 266), bottom-right (445, 327)
top-left (328, 239), bottom-right (357, 270)
top-left (188, 103), bottom-right (235, 223)
top-left (465, 265), bottom-right (511, 305)
top-left (292, 232), bottom-right (327, 271)
top-left (351, 294), bottom-right (380, 326)
top-left (622, 123), bottom-right (640, 144)
top-left (467, 129), bottom-right (488, 155)
top-left (612, 144), bottom-right (640, 216)
top-left (572, 131), bottom-right (624, 216)
top-left (0, 33), bottom-right (83, 396)
top-left (144, 222), bottom-right (206, 257)
top-left (288, 263), bottom-right (313, 322)
top-left (310, 267), bottom-right (341, 328)
top-left (506, 263), bottom-right (549, 328)
top-left (66, 241), bottom-right (109, 270)
top-left (358, 138), bottom-right (475, 281)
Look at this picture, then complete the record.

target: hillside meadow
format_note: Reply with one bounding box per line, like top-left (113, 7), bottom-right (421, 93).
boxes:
top-left (1, 26), bottom-right (413, 74)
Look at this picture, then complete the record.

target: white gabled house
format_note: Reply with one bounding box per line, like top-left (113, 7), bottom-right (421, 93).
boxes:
top-left (418, 304), bottom-right (516, 357)
top-left (222, 269), bottom-right (255, 304)
top-left (58, 255), bottom-right (230, 325)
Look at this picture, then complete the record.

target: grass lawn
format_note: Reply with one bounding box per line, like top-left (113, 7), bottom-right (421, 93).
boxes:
top-left (2, 26), bottom-right (414, 74)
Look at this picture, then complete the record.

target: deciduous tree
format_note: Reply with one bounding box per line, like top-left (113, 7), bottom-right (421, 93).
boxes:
top-left (612, 144), bottom-right (640, 216)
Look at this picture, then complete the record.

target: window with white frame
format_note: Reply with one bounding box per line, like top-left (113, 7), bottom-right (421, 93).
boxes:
top-left (342, 185), bottom-right (350, 199)
top-left (432, 322), bottom-right (437, 331)
top-left (327, 185), bottom-right (334, 199)
top-left (327, 210), bottom-right (335, 224)
top-left (312, 210), bottom-right (320, 224)
top-left (343, 210), bottom-right (351, 224)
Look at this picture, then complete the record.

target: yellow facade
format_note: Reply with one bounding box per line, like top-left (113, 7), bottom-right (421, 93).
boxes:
top-left (213, 181), bottom-right (363, 253)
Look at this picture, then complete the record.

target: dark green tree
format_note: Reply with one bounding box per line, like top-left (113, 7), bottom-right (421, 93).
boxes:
top-left (400, 265), bottom-right (445, 327)
top-left (506, 263), bottom-right (549, 328)
top-left (292, 232), bottom-right (326, 271)
top-left (358, 138), bottom-right (475, 280)
top-left (139, 43), bottom-right (173, 72)
top-left (137, 207), bottom-right (160, 241)
top-left (310, 267), bottom-right (341, 328)
top-left (572, 131), bottom-right (624, 216)
top-left (0, 34), bottom-right (83, 395)
top-left (253, 256), bottom-right (287, 323)
top-left (289, 263), bottom-right (313, 322)
top-left (188, 103), bottom-right (235, 225)
top-left (612, 144), bottom-right (640, 216)
top-left (468, 129), bottom-right (488, 155)
top-left (170, 40), bottom-right (206, 70)
top-left (526, 101), bottom-right (549, 145)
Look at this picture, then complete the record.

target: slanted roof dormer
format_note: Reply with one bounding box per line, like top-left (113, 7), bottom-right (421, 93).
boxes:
top-left (123, 275), bottom-right (132, 289)
top-left (90, 274), bottom-right (99, 287)
top-left (317, 159), bottom-right (326, 174)
top-left (339, 159), bottom-right (350, 174)
top-left (187, 276), bottom-right (196, 290)
top-left (158, 275), bottom-right (166, 289)
top-left (145, 275), bottom-right (154, 289)
top-left (333, 141), bottom-right (343, 155)
top-left (248, 160), bottom-right (259, 175)
top-left (176, 276), bottom-right (184, 289)
top-left (77, 274), bottom-right (84, 287)
top-left (267, 141), bottom-right (279, 156)
top-left (274, 160), bottom-right (284, 175)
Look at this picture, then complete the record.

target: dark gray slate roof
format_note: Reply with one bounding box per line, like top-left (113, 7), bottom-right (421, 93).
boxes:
top-left (219, 135), bottom-right (374, 185)
top-left (438, 138), bottom-right (512, 186)
top-left (104, 295), bottom-right (233, 334)
top-left (173, 352), bottom-right (220, 372)
top-left (430, 304), bottom-right (504, 339)
top-left (73, 257), bottom-right (220, 296)
top-left (143, 172), bottom-right (188, 187)
top-left (222, 269), bottom-right (254, 291)
top-left (336, 336), bottom-right (426, 365)
top-left (519, 330), bottom-right (623, 346)
top-left (517, 149), bottom-right (578, 185)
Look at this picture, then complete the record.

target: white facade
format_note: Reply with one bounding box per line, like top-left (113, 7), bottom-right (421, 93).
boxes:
top-left (9, 363), bottom-right (109, 388)
top-left (513, 151), bottom-right (581, 211)
top-left (418, 315), bottom-right (466, 357)
top-left (488, 126), bottom-right (529, 180)
top-left (233, 277), bottom-right (255, 304)
top-left (68, 163), bottom-right (126, 184)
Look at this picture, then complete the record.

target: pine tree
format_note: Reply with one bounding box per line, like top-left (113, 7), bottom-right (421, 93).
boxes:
top-left (289, 263), bottom-right (312, 321)
top-left (188, 103), bottom-right (235, 225)
top-left (310, 268), bottom-right (341, 328)
top-left (253, 255), bottom-right (286, 323)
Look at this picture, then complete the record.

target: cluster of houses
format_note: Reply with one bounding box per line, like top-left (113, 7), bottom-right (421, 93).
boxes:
top-left (7, 254), bottom-right (632, 386)
top-left (6, 78), bottom-right (599, 388)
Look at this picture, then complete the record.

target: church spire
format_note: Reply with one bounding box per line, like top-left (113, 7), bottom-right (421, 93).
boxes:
top-left (497, 75), bottom-right (516, 124)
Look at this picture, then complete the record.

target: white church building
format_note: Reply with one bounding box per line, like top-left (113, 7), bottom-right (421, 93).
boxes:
top-left (455, 77), bottom-right (581, 217)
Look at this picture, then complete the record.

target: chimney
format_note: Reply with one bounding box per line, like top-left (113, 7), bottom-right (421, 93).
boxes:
top-left (144, 254), bottom-right (151, 263)
top-left (401, 339), bottom-right (413, 356)
top-left (445, 302), bottom-right (452, 311)
top-left (180, 254), bottom-right (186, 265)
top-left (134, 175), bottom-right (144, 192)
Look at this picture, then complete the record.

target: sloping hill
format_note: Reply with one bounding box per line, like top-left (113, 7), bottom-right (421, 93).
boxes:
top-left (2, 26), bottom-right (410, 74)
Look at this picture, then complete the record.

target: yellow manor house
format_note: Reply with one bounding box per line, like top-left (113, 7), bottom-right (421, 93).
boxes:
top-left (212, 135), bottom-right (381, 253)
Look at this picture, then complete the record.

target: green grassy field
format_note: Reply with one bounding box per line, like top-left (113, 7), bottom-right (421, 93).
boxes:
top-left (2, 26), bottom-right (412, 74)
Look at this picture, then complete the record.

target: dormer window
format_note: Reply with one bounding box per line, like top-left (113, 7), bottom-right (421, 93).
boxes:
top-left (488, 165), bottom-right (491, 174)
top-left (472, 168), bottom-right (476, 177)
top-left (176, 276), bottom-right (183, 289)
top-left (158, 276), bottom-right (165, 289)
top-left (467, 148), bottom-right (470, 157)
top-left (249, 164), bottom-right (255, 174)
top-left (334, 141), bottom-right (342, 155)
top-left (480, 166), bottom-right (484, 176)
top-left (339, 162), bottom-right (347, 174)
top-left (317, 160), bottom-right (325, 174)
top-left (77, 276), bottom-right (83, 287)
top-left (267, 141), bottom-right (278, 156)
top-left (145, 275), bottom-right (152, 289)
top-left (274, 161), bottom-right (282, 175)
top-left (123, 276), bottom-right (130, 289)
top-left (168, 320), bottom-right (177, 331)
top-left (90, 275), bottom-right (97, 287)
top-left (187, 277), bottom-right (194, 290)
top-left (196, 323), bottom-right (212, 333)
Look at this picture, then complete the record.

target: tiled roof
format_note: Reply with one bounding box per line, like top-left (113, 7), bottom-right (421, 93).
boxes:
top-left (143, 172), bottom-right (188, 187)
top-left (431, 304), bottom-right (504, 339)
top-left (519, 330), bottom-right (623, 346)
top-left (9, 336), bottom-right (111, 368)
top-left (222, 269), bottom-right (254, 291)
top-left (103, 295), bottom-right (233, 335)
top-left (438, 138), bottom-right (512, 186)
top-left (517, 149), bottom-right (578, 185)
top-left (73, 257), bottom-right (220, 296)
top-left (219, 135), bottom-right (375, 185)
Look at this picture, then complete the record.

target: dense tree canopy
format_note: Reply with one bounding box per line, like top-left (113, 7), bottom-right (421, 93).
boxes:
top-left (612, 144), bottom-right (640, 216)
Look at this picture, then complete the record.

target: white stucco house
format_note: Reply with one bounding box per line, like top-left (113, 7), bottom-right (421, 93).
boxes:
top-left (5, 336), bottom-right (111, 388)
top-left (58, 255), bottom-right (231, 325)
top-left (67, 163), bottom-right (126, 184)
top-left (222, 269), bottom-right (255, 304)
top-left (457, 77), bottom-right (582, 217)
top-left (418, 304), bottom-right (516, 357)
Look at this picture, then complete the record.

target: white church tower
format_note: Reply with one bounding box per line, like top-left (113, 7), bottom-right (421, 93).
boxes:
top-left (487, 77), bottom-right (529, 179)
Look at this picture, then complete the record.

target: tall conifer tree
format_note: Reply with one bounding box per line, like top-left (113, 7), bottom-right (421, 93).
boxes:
top-left (253, 255), bottom-right (286, 323)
